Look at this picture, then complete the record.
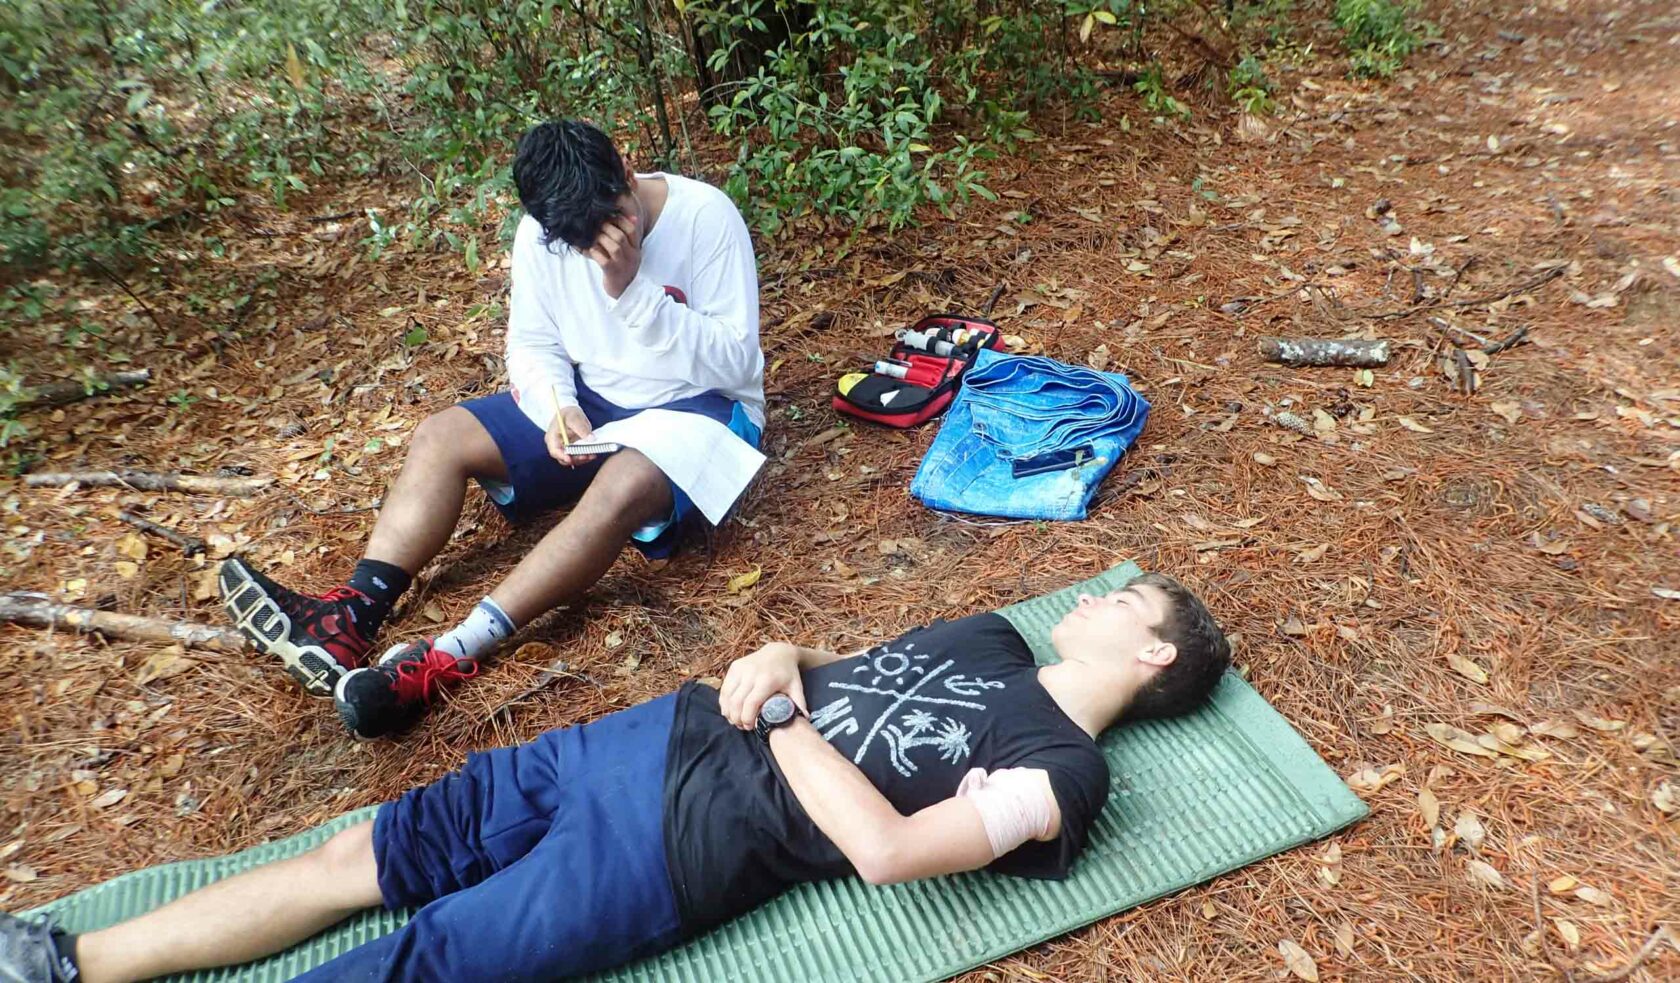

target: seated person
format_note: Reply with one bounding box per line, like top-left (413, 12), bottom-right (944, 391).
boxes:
top-left (1, 575), bottom-right (1230, 983)
top-left (217, 118), bottom-right (766, 739)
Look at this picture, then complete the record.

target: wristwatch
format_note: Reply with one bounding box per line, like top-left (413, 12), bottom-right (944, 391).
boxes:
top-left (755, 693), bottom-right (804, 742)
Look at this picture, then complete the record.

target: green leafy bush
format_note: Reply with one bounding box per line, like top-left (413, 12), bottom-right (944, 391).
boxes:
top-left (1334, 0), bottom-right (1428, 78)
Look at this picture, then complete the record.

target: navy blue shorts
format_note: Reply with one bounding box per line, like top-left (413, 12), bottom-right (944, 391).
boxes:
top-left (461, 376), bottom-right (760, 560)
top-left (293, 694), bottom-right (681, 982)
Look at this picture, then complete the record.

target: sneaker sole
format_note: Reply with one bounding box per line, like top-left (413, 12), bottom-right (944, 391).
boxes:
top-left (219, 559), bottom-right (346, 699)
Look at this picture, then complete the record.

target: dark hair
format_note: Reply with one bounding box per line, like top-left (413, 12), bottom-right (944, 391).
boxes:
top-left (512, 120), bottom-right (628, 251)
top-left (1124, 573), bottom-right (1231, 720)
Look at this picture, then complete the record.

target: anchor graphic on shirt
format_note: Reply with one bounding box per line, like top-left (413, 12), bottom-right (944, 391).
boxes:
top-left (809, 641), bottom-right (1006, 777)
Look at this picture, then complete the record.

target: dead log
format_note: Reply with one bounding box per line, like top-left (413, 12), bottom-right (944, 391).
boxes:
top-left (25, 470), bottom-right (272, 497)
top-left (16, 369), bottom-right (153, 410)
top-left (117, 510), bottom-right (207, 556)
top-left (1259, 337), bottom-right (1391, 368)
top-left (0, 592), bottom-right (248, 653)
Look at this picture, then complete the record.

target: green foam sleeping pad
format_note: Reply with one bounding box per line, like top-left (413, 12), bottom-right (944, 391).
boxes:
top-left (29, 562), bottom-right (1367, 981)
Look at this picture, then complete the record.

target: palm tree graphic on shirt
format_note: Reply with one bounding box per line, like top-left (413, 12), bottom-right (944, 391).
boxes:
top-left (808, 640), bottom-right (1003, 777)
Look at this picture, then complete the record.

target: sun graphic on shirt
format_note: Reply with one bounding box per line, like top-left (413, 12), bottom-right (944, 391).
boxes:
top-left (852, 642), bottom-right (930, 687)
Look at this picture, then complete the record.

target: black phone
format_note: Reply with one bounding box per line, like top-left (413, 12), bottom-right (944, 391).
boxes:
top-left (1010, 445), bottom-right (1094, 478)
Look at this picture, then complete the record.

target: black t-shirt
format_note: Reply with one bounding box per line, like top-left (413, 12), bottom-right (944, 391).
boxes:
top-left (661, 612), bottom-right (1110, 935)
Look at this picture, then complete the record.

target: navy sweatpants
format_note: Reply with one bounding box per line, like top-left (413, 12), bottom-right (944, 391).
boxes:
top-left (293, 695), bottom-right (682, 981)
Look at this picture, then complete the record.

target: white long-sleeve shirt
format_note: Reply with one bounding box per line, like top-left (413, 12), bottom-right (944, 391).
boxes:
top-left (504, 172), bottom-right (766, 432)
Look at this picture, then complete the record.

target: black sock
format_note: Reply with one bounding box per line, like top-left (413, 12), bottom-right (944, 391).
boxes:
top-left (345, 558), bottom-right (411, 638)
top-left (49, 929), bottom-right (80, 982)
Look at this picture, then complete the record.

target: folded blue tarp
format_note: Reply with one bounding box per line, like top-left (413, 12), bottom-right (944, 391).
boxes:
top-left (911, 350), bottom-right (1150, 519)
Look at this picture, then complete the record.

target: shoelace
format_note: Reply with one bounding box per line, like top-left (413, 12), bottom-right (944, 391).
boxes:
top-left (391, 645), bottom-right (479, 705)
top-left (318, 586), bottom-right (367, 604)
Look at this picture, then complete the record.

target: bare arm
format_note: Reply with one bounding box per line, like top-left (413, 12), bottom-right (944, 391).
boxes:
top-left (766, 718), bottom-right (997, 884)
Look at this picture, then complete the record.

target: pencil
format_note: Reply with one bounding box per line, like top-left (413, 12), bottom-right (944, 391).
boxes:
top-left (551, 383), bottom-right (571, 445)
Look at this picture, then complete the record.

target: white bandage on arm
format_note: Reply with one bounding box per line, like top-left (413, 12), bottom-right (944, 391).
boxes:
top-left (954, 767), bottom-right (1058, 859)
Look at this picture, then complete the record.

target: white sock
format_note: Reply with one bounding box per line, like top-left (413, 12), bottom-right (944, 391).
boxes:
top-left (435, 597), bottom-right (516, 661)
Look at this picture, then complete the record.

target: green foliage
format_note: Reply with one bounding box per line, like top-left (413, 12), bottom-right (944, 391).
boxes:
top-left (0, 364), bottom-right (28, 447)
top-left (0, 0), bottom-right (1372, 301)
top-left (1334, 0), bottom-right (1428, 78)
top-left (1134, 65), bottom-right (1190, 120)
top-left (1229, 53), bottom-right (1276, 115)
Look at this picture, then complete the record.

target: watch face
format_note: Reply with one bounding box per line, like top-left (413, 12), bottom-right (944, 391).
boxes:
top-left (761, 694), bottom-right (796, 725)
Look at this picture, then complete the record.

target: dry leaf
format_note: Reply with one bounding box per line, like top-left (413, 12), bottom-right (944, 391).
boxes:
top-left (1301, 476), bottom-right (1343, 502)
top-left (1277, 939), bottom-right (1319, 982)
top-left (1086, 344), bottom-right (1111, 372)
top-left (832, 558), bottom-right (856, 579)
top-left (1574, 885), bottom-right (1613, 906)
top-left (114, 560), bottom-right (140, 579)
top-left (1418, 787), bottom-right (1441, 827)
top-left (1490, 401), bottom-right (1522, 424)
top-left (116, 532), bottom-right (149, 560)
top-left (134, 647), bottom-right (195, 686)
top-left (1548, 875), bottom-right (1579, 894)
top-left (1454, 812), bottom-right (1487, 850)
top-left (1397, 416), bottom-right (1435, 433)
top-left (90, 788), bottom-right (128, 809)
top-left (1346, 763), bottom-right (1405, 794)
top-left (1296, 543), bottom-right (1330, 563)
top-left (1486, 721), bottom-right (1524, 745)
top-left (1447, 653), bottom-right (1489, 684)
top-left (1425, 722), bottom-right (1498, 758)
top-left (1553, 918), bottom-right (1580, 950)
top-left (421, 601), bottom-right (445, 623)
top-left (1200, 900), bottom-right (1217, 920)
top-left (4, 864), bottom-right (38, 883)
top-left (1530, 719), bottom-right (1580, 739)
top-left (727, 566), bottom-right (763, 593)
top-left (284, 43), bottom-right (306, 90)
top-left (1653, 780), bottom-right (1676, 814)
top-left (1279, 616), bottom-right (1308, 637)
top-left (1368, 705), bottom-right (1395, 735)
top-left (1253, 452), bottom-right (1278, 466)
top-left (1466, 859), bottom-right (1507, 889)
top-left (1572, 710), bottom-right (1626, 732)
top-left (1334, 922), bottom-right (1356, 957)
top-left (604, 631), bottom-right (623, 650)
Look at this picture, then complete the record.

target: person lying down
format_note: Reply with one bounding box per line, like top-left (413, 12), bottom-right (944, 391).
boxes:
top-left (1, 573), bottom-right (1231, 983)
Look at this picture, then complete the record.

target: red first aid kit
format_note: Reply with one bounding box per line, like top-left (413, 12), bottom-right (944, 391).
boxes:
top-left (832, 314), bottom-right (1003, 427)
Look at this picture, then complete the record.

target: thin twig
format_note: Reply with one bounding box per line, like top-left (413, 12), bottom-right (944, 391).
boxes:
top-left (117, 510), bottom-right (206, 556)
top-left (487, 658), bottom-right (603, 723)
top-left (1483, 326), bottom-right (1531, 355)
top-left (286, 494), bottom-right (382, 516)
top-left (1573, 926), bottom-right (1675, 983)
top-left (1367, 266), bottom-right (1566, 320)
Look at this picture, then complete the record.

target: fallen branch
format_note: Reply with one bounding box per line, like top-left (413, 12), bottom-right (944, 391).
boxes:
top-left (117, 510), bottom-right (206, 556)
top-left (25, 470), bottom-right (273, 497)
top-left (15, 369), bottom-right (152, 411)
top-left (0, 592), bottom-right (248, 653)
top-left (1259, 337), bottom-right (1391, 367)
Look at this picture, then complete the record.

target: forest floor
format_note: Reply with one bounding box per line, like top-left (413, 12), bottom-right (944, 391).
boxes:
top-left (3, 0), bottom-right (1677, 980)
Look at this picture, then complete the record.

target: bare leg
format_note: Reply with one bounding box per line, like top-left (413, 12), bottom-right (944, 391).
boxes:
top-left (363, 407), bottom-right (507, 574)
top-left (75, 823), bottom-right (381, 983)
top-left (487, 449), bottom-right (673, 625)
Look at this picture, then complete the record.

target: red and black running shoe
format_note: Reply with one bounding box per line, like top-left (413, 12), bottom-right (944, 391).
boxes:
top-left (219, 556), bottom-right (372, 697)
top-left (333, 639), bottom-right (480, 739)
